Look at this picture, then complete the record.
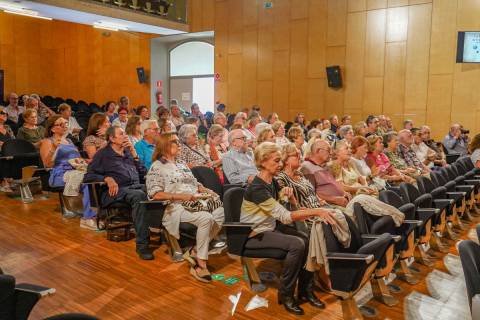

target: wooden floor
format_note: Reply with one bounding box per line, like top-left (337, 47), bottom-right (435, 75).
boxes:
top-left (0, 193), bottom-right (475, 320)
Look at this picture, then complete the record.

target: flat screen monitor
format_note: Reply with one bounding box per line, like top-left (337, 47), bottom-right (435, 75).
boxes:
top-left (457, 31), bottom-right (480, 63)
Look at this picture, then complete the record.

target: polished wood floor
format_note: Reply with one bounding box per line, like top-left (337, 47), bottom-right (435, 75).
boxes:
top-left (0, 193), bottom-right (476, 320)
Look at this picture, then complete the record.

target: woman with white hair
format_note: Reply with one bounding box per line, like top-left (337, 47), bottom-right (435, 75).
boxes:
top-left (337, 125), bottom-right (354, 144)
top-left (177, 124), bottom-right (212, 168)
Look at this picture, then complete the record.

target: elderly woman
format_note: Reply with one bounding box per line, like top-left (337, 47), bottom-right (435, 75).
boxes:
top-left (272, 121), bottom-right (289, 146)
top-left (256, 127), bottom-right (275, 145)
top-left (341, 115), bottom-right (352, 126)
top-left (0, 106), bottom-right (15, 192)
top-left (158, 118), bottom-right (176, 134)
top-left (40, 115), bottom-right (98, 228)
top-left (383, 132), bottom-right (419, 177)
top-left (146, 133), bottom-right (224, 282)
top-left (307, 128), bottom-right (322, 142)
top-left (266, 112), bottom-right (279, 125)
top-left (125, 115), bottom-right (142, 146)
top-left (241, 142), bottom-right (337, 315)
top-left (16, 109), bottom-right (45, 148)
top-left (330, 140), bottom-right (377, 196)
top-left (112, 106), bottom-right (129, 130)
top-left (338, 125), bottom-right (354, 144)
top-left (287, 126), bottom-right (306, 160)
top-left (204, 124), bottom-right (228, 183)
top-left (136, 105), bottom-right (149, 121)
top-left (365, 135), bottom-right (414, 184)
top-left (353, 121), bottom-right (368, 137)
top-left (177, 124), bottom-right (212, 168)
top-left (83, 113), bottom-right (109, 159)
top-left (104, 101), bottom-right (118, 123)
top-left (350, 136), bottom-right (373, 177)
top-left (320, 119), bottom-right (336, 142)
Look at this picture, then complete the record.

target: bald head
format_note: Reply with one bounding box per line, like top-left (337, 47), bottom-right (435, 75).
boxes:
top-left (308, 138), bottom-right (331, 164)
top-left (398, 129), bottom-right (413, 146)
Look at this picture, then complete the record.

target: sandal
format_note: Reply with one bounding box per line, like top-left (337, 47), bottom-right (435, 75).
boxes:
top-left (183, 247), bottom-right (198, 267)
top-left (190, 265), bottom-right (212, 283)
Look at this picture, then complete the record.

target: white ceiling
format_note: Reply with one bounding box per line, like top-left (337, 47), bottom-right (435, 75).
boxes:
top-left (0, 0), bottom-right (186, 35)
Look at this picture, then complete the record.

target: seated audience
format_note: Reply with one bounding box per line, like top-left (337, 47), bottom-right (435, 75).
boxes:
top-left (403, 119), bottom-right (414, 130)
top-left (5, 92), bottom-right (24, 124)
top-left (104, 101), bottom-right (118, 123)
top-left (245, 112), bottom-right (261, 141)
top-left (420, 125), bottom-right (447, 166)
top-left (443, 123), bottom-right (468, 155)
top-left (353, 121), bottom-right (368, 137)
top-left (329, 114), bottom-right (339, 134)
top-left (136, 105), bottom-right (150, 121)
top-left (119, 96), bottom-right (130, 114)
top-left (146, 133), bottom-right (224, 282)
top-left (125, 115), bottom-right (142, 146)
top-left (155, 106), bottom-right (170, 122)
top-left (341, 115), bottom-right (351, 126)
top-left (330, 140), bottom-right (378, 196)
top-left (294, 112), bottom-right (307, 135)
top-left (40, 115), bottom-right (98, 228)
top-left (233, 112), bottom-right (247, 127)
top-left (204, 125), bottom-right (228, 183)
top-left (377, 115), bottom-right (388, 136)
top-left (411, 127), bottom-right (440, 168)
top-left (383, 132), bottom-right (420, 178)
top-left (191, 103), bottom-right (208, 129)
top-left (84, 126), bottom-right (151, 259)
top-left (134, 120), bottom-right (160, 170)
top-left (83, 113), bottom-right (109, 159)
top-left (256, 127), bottom-right (275, 144)
top-left (170, 104), bottom-right (184, 128)
top-left (158, 118), bottom-right (176, 133)
top-left (397, 129), bottom-right (430, 174)
top-left (272, 121), bottom-right (290, 146)
top-left (212, 112), bottom-right (229, 147)
top-left (308, 128), bottom-right (322, 142)
top-left (385, 116), bottom-right (394, 132)
top-left (266, 112), bottom-right (279, 125)
top-left (365, 115), bottom-right (379, 137)
top-left (287, 126), bottom-right (306, 160)
top-left (350, 136), bottom-right (372, 177)
top-left (469, 133), bottom-right (480, 168)
top-left (112, 106), bottom-right (129, 130)
top-left (16, 109), bottom-right (45, 147)
top-left (31, 94), bottom-right (55, 124)
top-left (177, 124), bottom-right (212, 168)
top-left (0, 106), bottom-right (15, 192)
top-left (241, 142), bottom-right (336, 315)
top-left (300, 139), bottom-right (351, 207)
top-left (337, 125), bottom-right (354, 144)
top-left (222, 129), bottom-right (258, 184)
top-left (58, 103), bottom-right (82, 137)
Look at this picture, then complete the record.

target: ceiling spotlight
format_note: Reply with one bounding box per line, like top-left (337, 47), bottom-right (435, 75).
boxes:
top-left (93, 21), bottom-right (128, 31)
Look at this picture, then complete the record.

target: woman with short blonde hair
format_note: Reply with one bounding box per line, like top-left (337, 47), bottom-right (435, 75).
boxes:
top-left (256, 128), bottom-right (275, 145)
top-left (272, 121), bottom-right (289, 146)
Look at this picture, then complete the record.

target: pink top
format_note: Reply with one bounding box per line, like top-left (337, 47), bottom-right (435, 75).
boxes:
top-left (300, 159), bottom-right (344, 197)
top-left (366, 152), bottom-right (393, 175)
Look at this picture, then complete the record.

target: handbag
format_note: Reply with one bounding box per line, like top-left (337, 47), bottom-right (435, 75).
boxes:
top-left (182, 194), bottom-right (223, 213)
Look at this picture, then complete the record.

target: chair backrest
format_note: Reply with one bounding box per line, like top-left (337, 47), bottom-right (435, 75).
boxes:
top-left (459, 156), bottom-right (474, 171)
top-left (453, 161), bottom-right (467, 175)
top-left (191, 166), bottom-right (223, 198)
top-left (223, 187), bottom-right (245, 223)
top-left (379, 190), bottom-right (405, 208)
top-left (431, 171), bottom-right (447, 187)
top-left (353, 202), bottom-right (396, 235)
top-left (400, 182), bottom-right (432, 208)
top-left (459, 240), bottom-right (480, 310)
top-left (322, 213), bottom-right (362, 254)
top-left (0, 274), bottom-right (15, 319)
top-left (2, 139), bottom-right (36, 156)
top-left (416, 176), bottom-right (433, 194)
top-left (477, 224), bottom-right (480, 242)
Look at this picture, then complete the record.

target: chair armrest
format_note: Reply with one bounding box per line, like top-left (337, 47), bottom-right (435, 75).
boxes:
top-left (464, 179), bottom-right (480, 186)
top-left (0, 156), bottom-right (13, 160)
top-left (446, 191), bottom-right (466, 196)
top-left (11, 152), bottom-right (39, 160)
top-left (404, 219), bottom-right (423, 227)
top-left (33, 168), bottom-right (52, 173)
top-left (83, 181), bottom-right (106, 186)
top-left (473, 294), bottom-right (480, 320)
top-left (223, 222), bottom-right (254, 228)
top-left (361, 234), bottom-right (401, 243)
top-left (326, 253), bottom-right (374, 263)
top-left (15, 283), bottom-right (56, 297)
top-left (473, 175), bottom-right (480, 179)
top-left (433, 199), bottom-right (454, 206)
top-left (455, 185), bottom-right (474, 191)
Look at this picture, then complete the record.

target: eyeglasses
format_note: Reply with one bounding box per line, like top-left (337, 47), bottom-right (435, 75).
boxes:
top-left (234, 136), bottom-right (247, 141)
top-left (170, 140), bottom-right (180, 145)
top-left (54, 122), bottom-right (68, 127)
top-left (0, 111), bottom-right (6, 116)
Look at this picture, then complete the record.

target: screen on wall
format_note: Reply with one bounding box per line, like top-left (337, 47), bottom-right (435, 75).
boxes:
top-left (457, 31), bottom-right (480, 63)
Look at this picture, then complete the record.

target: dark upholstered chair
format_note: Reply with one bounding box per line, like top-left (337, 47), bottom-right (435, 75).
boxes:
top-left (459, 240), bottom-right (480, 319)
top-left (379, 190), bottom-right (436, 267)
top-left (191, 166), bottom-right (224, 199)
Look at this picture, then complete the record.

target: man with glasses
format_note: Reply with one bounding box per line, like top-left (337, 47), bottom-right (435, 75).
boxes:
top-left (112, 106), bottom-right (129, 130)
top-left (300, 139), bottom-right (351, 207)
top-left (5, 92), bottom-right (24, 124)
top-left (222, 129), bottom-right (258, 184)
top-left (135, 120), bottom-right (160, 170)
top-left (365, 115), bottom-right (379, 137)
top-left (84, 126), bottom-right (152, 260)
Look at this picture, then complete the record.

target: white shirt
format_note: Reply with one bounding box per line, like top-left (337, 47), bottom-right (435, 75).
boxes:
top-left (5, 105), bottom-right (25, 123)
top-left (112, 118), bottom-right (128, 130)
top-left (412, 142), bottom-right (433, 168)
top-left (67, 117), bottom-right (82, 135)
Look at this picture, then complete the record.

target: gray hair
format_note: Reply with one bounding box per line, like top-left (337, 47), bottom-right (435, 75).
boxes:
top-left (307, 128), bottom-right (322, 141)
top-left (178, 124), bottom-right (197, 143)
top-left (338, 125), bottom-right (353, 137)
top-left (106, 125), bottom-right (120, 142)
top-left (140, 119), bottom-right (158, 136)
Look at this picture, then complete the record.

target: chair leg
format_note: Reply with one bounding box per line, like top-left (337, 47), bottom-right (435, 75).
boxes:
top-left (445, 222), bottom-right (458, 240)
top-left (341, 297), bottom-right (364, 320)
top-left (163, 230), bottom-right (184, 262)
top-left (19, 183), bottom-right (34, 203)
top-left (397, 259), bottom-right (419, 285)
top-left (371, 277), bottom-right (399, 306)
top-left (430, 232), bottom-right (449, 253)
top-left (58, 192), bottom-right (67, 216)
top-left (241, 257), bottom-right (266, 292)
top-left (414, 244), bottom-right (435, 267)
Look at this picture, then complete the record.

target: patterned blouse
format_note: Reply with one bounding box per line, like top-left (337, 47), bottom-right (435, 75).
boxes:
top-left (384, 150), bottom-right (408, 170)
top-left (177, 143), bottom-right (211, 167)
top-left (276, 171), bottom-right (321, 209)
top-left (397, 143), bottom-right (423, 168)
top-left (83, 135), bottom-right (107, 151)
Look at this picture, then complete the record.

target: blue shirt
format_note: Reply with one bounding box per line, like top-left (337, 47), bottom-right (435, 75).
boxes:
top-left (135, 139), bottom-right (155, 170)
top-left (222, 148), bottom-right (258, 184)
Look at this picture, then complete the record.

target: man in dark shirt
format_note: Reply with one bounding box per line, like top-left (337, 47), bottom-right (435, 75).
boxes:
top-left (84, 126), bottom-right (153, 260)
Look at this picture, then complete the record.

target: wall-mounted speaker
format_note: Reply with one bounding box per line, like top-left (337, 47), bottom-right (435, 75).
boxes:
top-left (136, 67), bottom-right (147, 84)
top-left (326, 65), bottom-right (342, 88)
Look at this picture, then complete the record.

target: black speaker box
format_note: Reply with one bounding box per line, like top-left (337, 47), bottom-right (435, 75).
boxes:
top-left (326, 65), bottom-right (342, 88)
top-left (136, 67), bottom-right (147, 84)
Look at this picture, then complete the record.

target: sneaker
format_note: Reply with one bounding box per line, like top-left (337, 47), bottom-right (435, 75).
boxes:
top-left (136, 248), bottom-right (154, 260)
top-left (62, 209), bottom-right (78, 219)
top-left (0, 186), bottom-right (13, 193)
top-left (80, 218), bottom-right (99, 230)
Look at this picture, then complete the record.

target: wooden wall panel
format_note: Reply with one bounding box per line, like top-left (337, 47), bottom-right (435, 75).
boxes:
top-left (0, 12), bottom-right (150, 108)
top-left (273, 50), bottom-right (290, 121)
top-left (273, 0), bottom-right (290, 51)
top-left (307, 0), bottom-right (327, 79)
top-left (404, 4), bottom-right (432, 125)
top-left (241, 27), bottom-right (258, 108)
top-left (348, 0), bottom-right (366, 12)
top-left (386, 7), bottom-right (408, 42)
top-left (363, 77), bottom-right (384, 117)
top-left (429, 0), bottom-right (457, 75)
top-left (227, 53), bottom-right (243, 111)
top-left (325, 46), bottom-right (346, 117)
top-left (388, 0), bottom-right (409, 7)
top-left (426, 74), bottom-right (453, 140)
top-left (365, 9), bottom-right (386, 77)
top-left (289, 20), bottom-right (308, 109)
top-left (367, 0), bottom-right (387, 10)
top-left (307, 78), bottom-right (325, 120)
top-left (327, 0), bottom-right (347, 46)
top-left (383, 42), bottom-right (406, 129)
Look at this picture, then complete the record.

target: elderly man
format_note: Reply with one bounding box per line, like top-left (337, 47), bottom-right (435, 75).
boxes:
top-left (419, 125), bottom-right (447, 166)
top-left (411, 128), bottom-right (437, 168)
top-left (84, 126), bottom-right (152, 260)
top-left (222, 129), bottom-right (258, 184)
top-left (135, 120), bottom-right (160, 170)
top-left (377, 115), bottom-right (388, 136)
top-left (365, 115), bottom-right (379, 137)
top-left (397, 129), bottom-right (430, 173)
top-left (5, 92), bottom-right (24, 124)
top-left (233, 112), bottom-right (247, 127)
top-left (170, 104), bottom-right (184, 128)
top-left (403, 119), bottom-right (414, 130)
top-left (385, 116), bottom-right (394, 132)
top-left (59, 103), bottom-right (82, 136)
top-left (443, 123), bottom-right (468, 155)
top-left (300, 139), bottom-right (351, 207)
